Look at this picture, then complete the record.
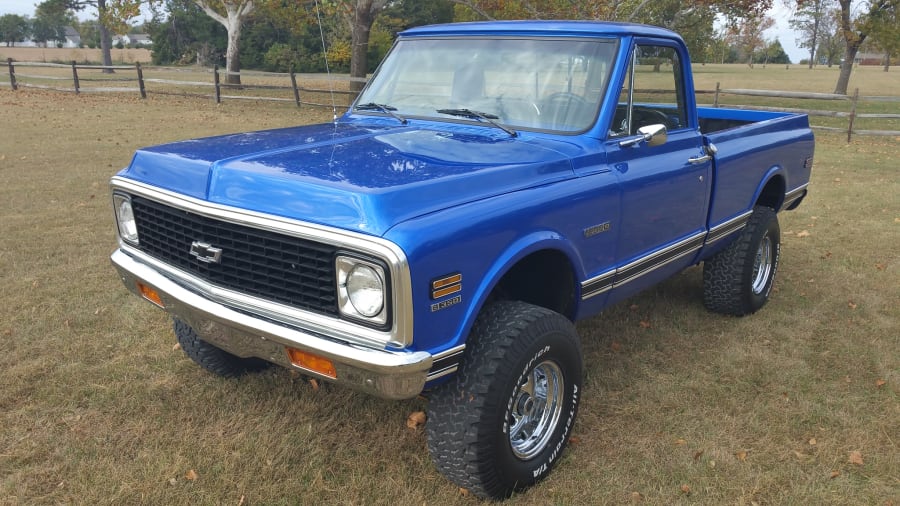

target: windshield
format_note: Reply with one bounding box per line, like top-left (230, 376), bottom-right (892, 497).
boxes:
top-left (355, 37), bottom-right (618, 133)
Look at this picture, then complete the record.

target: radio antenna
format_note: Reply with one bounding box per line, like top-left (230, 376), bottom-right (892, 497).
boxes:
top-left (314, 0), bottom-right (338, 123)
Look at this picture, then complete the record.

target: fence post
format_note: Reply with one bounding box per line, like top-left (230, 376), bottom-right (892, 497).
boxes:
top-left (714, 81), bottom-right (720, 108)
top-left (71, 61), bottom-right (80, 94)
top-left (847, 87), bottom-right (859, 143)
top-left (289, 66), bottom-right (301, 107)
top-left (7, 58), bottom-right (17, 91)
top-left (136, 62), bottom-right (146, 99)
top-left (213, 65), bottom-right (221, 104)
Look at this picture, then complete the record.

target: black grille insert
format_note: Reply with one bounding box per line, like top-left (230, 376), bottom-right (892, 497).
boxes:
top-left (131, 196), bottom-right (338, 316)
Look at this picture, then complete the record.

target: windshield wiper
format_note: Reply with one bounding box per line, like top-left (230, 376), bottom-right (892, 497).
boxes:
top-left (436, 108), bottom-right (517, 137)
top-left (355, 102), bottom-right (408, 124)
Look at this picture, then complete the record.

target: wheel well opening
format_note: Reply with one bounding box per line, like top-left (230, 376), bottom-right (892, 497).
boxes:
top-left (489, 250), bottom-right (576, 320)
top-left (756, 176), bottom-right (785, 211)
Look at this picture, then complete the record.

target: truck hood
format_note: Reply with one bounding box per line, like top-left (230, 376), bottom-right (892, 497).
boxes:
top-left (123, 122), bottom-right (575, 236)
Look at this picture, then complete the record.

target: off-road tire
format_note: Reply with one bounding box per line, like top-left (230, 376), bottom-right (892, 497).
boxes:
top-left (426, 301), bottom-right (583, 499)
top-left (703, 205), bottom-right (781, 316)
top-left (173, 319), bottom-right (270, 377)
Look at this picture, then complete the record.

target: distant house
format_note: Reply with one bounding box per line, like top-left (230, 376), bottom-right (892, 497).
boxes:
top-left (854, 52), bottom-right (887, 66)
top-left (63, 26), bottom-right (81, 48)
top-left (122, 34), bottom-right (152, 46)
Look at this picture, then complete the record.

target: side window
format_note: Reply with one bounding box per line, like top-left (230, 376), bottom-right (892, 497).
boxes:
top-left (610, 44), bottom-right (687, 137)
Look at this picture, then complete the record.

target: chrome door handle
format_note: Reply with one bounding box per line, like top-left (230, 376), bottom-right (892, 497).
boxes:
top-left (688, 154), bottom-right (711, 164)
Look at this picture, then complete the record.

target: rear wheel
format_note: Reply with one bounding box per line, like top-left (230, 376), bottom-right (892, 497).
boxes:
top-left (426, 301), bottom-right (582, 499)
top-left (173, 319), bottom-right (270, 377)
top-left (703, 206), bottom-right (781, 316)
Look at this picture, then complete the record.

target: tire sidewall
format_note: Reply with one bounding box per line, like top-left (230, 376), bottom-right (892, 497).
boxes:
top-left (493, 328), bottom-right (582, 490)
top-left (743, 209), bottom-right (780, 312)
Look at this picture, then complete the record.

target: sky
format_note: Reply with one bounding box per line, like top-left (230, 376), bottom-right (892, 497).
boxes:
top-left (0, 0), bottom-right (807, 63)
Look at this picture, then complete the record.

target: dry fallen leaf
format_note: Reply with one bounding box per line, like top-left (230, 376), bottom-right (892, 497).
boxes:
top-left (185, 469), bottom-right (199, 481)
top-left (406, 411), bottom-right (427, 429)
top-left (675, 438), bottom-right (687, 446)
top-left (693, 450), bottom-right (704, 461)
top-left (736, 450), bottom-right (748, 462)
top-left (569, 436), bottom-right (581, 445)
top-left (848, 300), bottom-right (858, 310)
top-left (848, 451), bottom-right (864, 465)
top-left (830, 470), bottom-right (841, 479)
top-left (610, 341), bottom-right (623, 352)
top-left (308, 378), bottom-right (320, 391)
top-left (796, 230), bottom-right (811, 238)
top-left (639, 320), bottom-right (651, 329)
top-left (168, 477), bottom-right (177, 486)
top-left (459, 488), bottom-right (470, 497)
top-left (630, 491), bottom-right (643, 503)
top-left (680, 484), bottom-right (691, 494)
top-left (875, 379), bottom-right (886, 388)
top-left (808, 438), bottom-right (817, 446)
top-left (172, 342), bottom-right (182, 351)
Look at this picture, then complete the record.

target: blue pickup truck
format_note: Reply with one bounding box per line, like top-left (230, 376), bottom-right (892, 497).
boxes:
top-left (110, 21), bottom-right (813, 498)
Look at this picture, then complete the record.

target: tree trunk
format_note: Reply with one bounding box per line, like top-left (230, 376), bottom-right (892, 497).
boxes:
top-left (884, 51), bottom-right (890, 72)
top-left (97, 0), bottom-right (114, 74)
top-left (195, 1), bottom-right (254, 87)
top-left (224, 15), bottom-right (242, 85)
top-left (834, 42), bottom-right (861, 95)
top-left (349, 1), bottom-right (376, 94)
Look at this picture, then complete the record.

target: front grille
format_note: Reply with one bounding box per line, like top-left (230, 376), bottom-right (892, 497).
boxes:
top-left (131, 196), bottom-right (339, 316)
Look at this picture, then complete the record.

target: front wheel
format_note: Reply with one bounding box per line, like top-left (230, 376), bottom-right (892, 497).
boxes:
top-left (173, 319), bottom-right (270, 377)
top-left (703, 205), bottom-right (781, 316)
top-left (426, 301), bottom-right (583, 499)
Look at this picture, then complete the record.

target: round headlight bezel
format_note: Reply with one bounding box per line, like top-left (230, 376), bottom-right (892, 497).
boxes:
top-left (336, 255), bottom-right (390, 328)
top-left (113, 193), bottom-right (140, 244)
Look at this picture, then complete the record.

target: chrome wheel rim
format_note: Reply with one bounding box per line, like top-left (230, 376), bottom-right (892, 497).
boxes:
top-left (751, 233), bottom-right (773, 295)
top-left (508, 360), bottom-right (564, 460)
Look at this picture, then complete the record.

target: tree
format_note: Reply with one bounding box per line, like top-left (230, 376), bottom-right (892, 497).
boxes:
top-left (755, 38), bottom-right (791, 64)
top-left (790, 0), bottom-right (835, 68)
top-left (330, 0), bottom-right (390, 93)
top-left (729, 12), bottom-right (775, 67)
top-left (32, 0), bottom-right (74, 47)
top-left (192, 0), bottom-right (255, 85)
top-left (0, 14), bottom-right (31, 47)
top-left (865, 0), bottom-right (899, 71)
top-left (816, 8), bottom-right (842, 66)
top-left (832, 0), bottom-right (894, 94)
top-left (146, 0), bottom-right (227, 65)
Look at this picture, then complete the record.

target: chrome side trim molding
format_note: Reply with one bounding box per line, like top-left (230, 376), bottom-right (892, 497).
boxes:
top-left (581, 231), bottom-right (706, 300)
top-left (782, 183), bottom-right (809, 211)
top-left (426, 344), bottom-right (466, 381)
top-left (705, 210), bottom-right (753, 246)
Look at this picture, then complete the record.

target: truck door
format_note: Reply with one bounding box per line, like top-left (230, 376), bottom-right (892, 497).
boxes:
top-left (604, 41), bottom-right (712, 302)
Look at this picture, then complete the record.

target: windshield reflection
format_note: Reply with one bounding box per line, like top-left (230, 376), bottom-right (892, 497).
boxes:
top-left (356, 37), bottom-right (617, 133)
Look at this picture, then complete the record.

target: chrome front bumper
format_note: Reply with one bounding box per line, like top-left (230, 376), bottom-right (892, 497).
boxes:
top-left (111, 249), bottom-right (432, 400)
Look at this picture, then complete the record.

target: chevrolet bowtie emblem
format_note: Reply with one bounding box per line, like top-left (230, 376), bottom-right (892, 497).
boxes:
top-left (189, 241), bottom-right (223, 264)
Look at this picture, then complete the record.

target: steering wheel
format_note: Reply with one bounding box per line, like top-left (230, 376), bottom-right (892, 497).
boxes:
top-left (632, 106), bottom-right (678, 130)
top-left (541, 93), bottom-right (590, 129)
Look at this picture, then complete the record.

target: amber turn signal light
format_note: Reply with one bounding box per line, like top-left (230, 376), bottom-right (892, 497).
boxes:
top-left (286, 348), bottom-right (337, 379)
top-left (136, 282), bottom-right (164, 308)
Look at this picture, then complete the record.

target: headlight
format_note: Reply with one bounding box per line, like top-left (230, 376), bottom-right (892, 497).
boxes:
top-left (113, 193), bottom-right (139, 244)
top-left (336, 255), bottom-right (388, 327)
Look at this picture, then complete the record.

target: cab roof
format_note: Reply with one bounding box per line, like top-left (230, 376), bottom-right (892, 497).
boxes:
top-left (400, 20), bottom-right (683, 43)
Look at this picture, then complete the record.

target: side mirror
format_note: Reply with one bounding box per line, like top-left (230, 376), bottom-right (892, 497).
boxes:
top-left (618, 123), bottom-right (668, 148)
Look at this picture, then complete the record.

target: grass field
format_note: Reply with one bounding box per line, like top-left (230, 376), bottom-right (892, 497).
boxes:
top-left (0, 76), bottom-right (898, 505)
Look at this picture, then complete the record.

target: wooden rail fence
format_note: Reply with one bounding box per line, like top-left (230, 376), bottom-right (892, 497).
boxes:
top-left (3, 59), bottom-right (899, 141)
top-left (3, 58), bottom-right (360, 109)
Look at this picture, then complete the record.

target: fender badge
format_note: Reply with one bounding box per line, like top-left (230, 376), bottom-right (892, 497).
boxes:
top-left (583, 222), bottom-right (611, 238)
